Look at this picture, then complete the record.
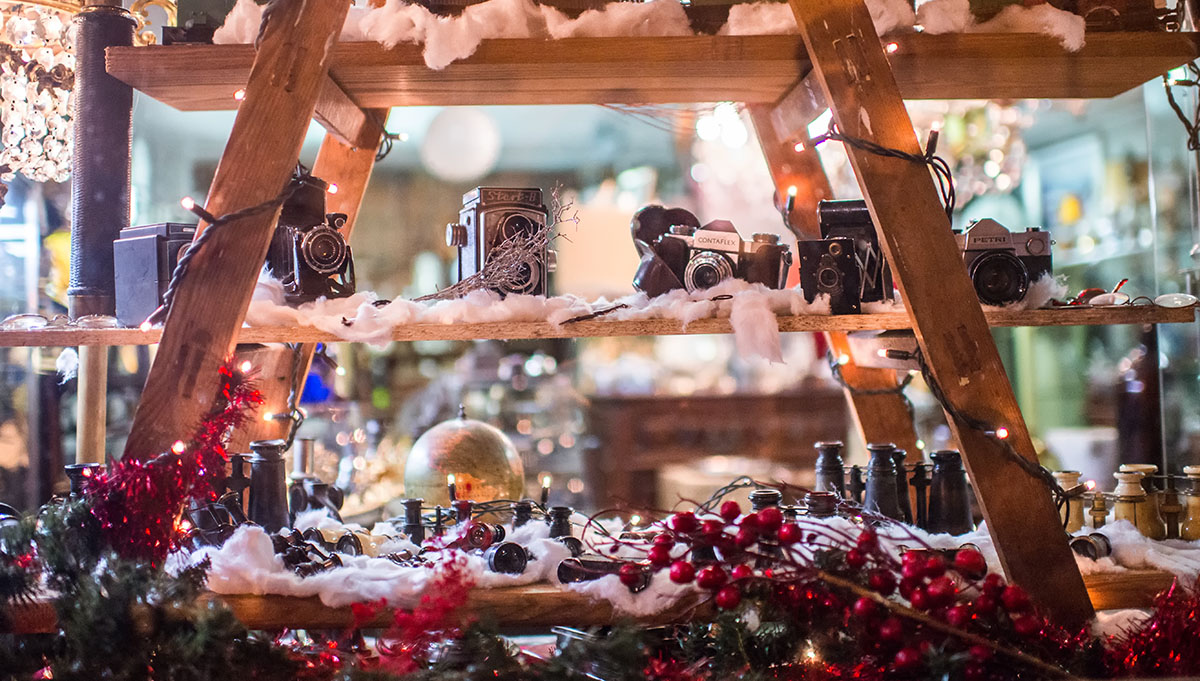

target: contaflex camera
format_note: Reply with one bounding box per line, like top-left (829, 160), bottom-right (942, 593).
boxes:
top-left (113, 222), bottom-right (196, 326)
top-left (956, 218), bottom-right (1052, 306)
top-left (446, 187), bottom-right (554, 296)
top-left (266, 165), bottom-right (356, 304)
top-left (631, 205), bottom-right (791, 297)
top-left (796, 200), bottom-right (893, 314)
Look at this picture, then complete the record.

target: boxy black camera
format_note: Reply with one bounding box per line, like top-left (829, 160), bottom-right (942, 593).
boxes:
top-left (113, 222), bottom-right (196, 327)
top-left (265, 165), bottom-right (356, 304)
top-left (796, 199), bottom-right (894, 314)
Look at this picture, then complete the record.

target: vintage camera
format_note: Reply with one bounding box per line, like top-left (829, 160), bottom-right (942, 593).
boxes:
top-left (446, 187), bottom-right (555, 296)
top-left (630, 205), bottom-right (791, 296)
top-left (956, 218), bottom-right (1052, 306)
top-left (265, 166), bottom-right (356, 304)
top-left (113, 222), bottom-right (197, 327)
top-left (796, 238), bottom-right (861, 315)
top-left (795, 200), bottom-right (893, 314)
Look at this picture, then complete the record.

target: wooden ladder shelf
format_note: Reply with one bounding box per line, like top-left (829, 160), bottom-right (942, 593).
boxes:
top-left (110, 1), bottom-right (1200, 623)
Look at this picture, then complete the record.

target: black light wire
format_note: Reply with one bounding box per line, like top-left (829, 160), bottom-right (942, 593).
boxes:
top-left (911, 346), bottom-right (1076, 529)
top-left (143, 181), bottom-right (301, 327)
top-left (808, 120), bottom-right (956, 221)
top-left (1163, 61), bottom-right (1200, 151)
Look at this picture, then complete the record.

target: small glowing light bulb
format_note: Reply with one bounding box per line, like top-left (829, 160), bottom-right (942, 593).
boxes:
top-left (233, 89), bottom-right (245, 101)
top-left (262, 411), bottom-right (274, 422)
top-left (630, 514), bottom-right (642, 526)
top-left (139, 321), bottom-right (152, 332)
top-left (837, 354), bottom-right (850, 366)
top-left (238, 360), bottom-right (252, 373)
top-left (995, 427), bottom-right (1009, 440)
top-left (327, 183), bottom-right (339, 195)
top-left (447, 474), bottom-right (456, 485)
top-left (793, 141), bottom-right (806, 153)
top-left (180, 197), bottom-right (195, 211)
top-left (398, 132), bottom-right (410, 142)
top-left (885, 42), bottom-right (899, 54)
top-left (876, 348), bottom-right (889, 358)
top-left (542, 475), bottom-right (552, 488)
top-left (1085, 480), bottom-right (1097, 491)
top-left (787, 185), bottom-right (798, 197)
top-left (171, 440), bottom-right (186, 454)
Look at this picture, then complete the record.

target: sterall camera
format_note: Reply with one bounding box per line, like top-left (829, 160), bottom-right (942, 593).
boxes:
top-left (266, 165), bottom-right (356, 304)
top-left (956, 218), bottom-right (1052, 306)
top-left (446, 187), bottom-right (555, 296)
top-left (630, 205), bottom-right (791, 297)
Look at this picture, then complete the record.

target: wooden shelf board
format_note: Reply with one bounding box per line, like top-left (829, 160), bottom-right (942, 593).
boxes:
top-left (105, 33), bottom-right (1200, 110)
top-left (0, 570), bottom-right (1175, 634)
top-left (0, 305), bottom-right (1190, 347)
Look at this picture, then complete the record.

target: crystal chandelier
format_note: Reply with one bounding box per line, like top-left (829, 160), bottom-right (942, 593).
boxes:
top-left (0, 2), bottom-right (74, 183)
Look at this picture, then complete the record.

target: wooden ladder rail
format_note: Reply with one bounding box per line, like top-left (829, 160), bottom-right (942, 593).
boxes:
top-left (229, 108), bottom-right (390, 451)
top-left (122, 0), bottom-right (352, 459)
top-left (747, 105), bottom-right (921, 461)
top-left (781, 0), bottom-right (1093, 622)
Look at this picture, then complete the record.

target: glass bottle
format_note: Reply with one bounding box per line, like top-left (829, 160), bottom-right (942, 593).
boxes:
top-left (892, 448), bottom-right (913, 524)
top-left (863, 443), bottom-right (904, 521)
top-left (1180, 466), bottom-right (1200, 541)
top-left (1119, 464), bottom-right (1166, 540)
top-left (814, 441), bottom-right (846, 498)
top-left (1052, 470), bottom-right (1086, 533)
top-left (927, 450), bottom-right (974, 535)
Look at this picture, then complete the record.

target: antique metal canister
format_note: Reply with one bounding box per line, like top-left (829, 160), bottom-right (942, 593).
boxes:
top-left (927, 450), bottom-right (974, 535)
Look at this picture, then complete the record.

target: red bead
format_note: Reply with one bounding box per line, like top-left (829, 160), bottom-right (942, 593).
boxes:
top-left (1012, 614), bottom-right (1042, 637)
top-left (898, 576), bottom-right (920, 601)
top-left (731, 564), bottom-right (754, 581)
top-left (618, 563), bottom-right (644, 588)
top-left (669, 560), bottom-right (696, 584)
top-left (845, 549), bottom-right (867, 570)
top-left (695, 565), bottom-right (727, 590)
top-left (735, 526), bottom-right (758, 549)
top-left (868, 569), bottom-right (896, 596)
top-left (669, 512), bottom-right (698, 534)
top-left (1001, 585), bottom-right (1031, 613)
top-left (856, 528), bottom-right (877, 551)
top-left (945, 604), bottom-right (972, 628)
top-left (700, 519), bottom-right (725, 539)
top-left (926, 576), bottom-right (956, 607)
top-left (719, 500), bottom-right (741, 522)
top-left (909, 587), bottom-right (930, 611)
top-left (778, 523), bottom-right (802, 545)
top-left (982, 573), bottom-right (1006, 597)
top-left (648, 545), bottom-right (672, 568)
top-left (652, 533), bottom-right (675, 546)
top-left (973, 594), bottom-right (998, 615)
top-left (901, 550), bottom-right (924, 568)
top-left (954, 549), bottom-right (988, 577)
top-left (923, 555), bottom-right (946, 578)
top-left (968, 645), bottom-right (994, 663)
top-left (740, 512), bottom-right (761, 531)
top-left (757, 506), bottom-right (783, 532)
top-left (901, 561), bottom-right (925, 581)
top-left (893, 646), bottom-right (922, 671)
top-left (879, 617), bottom-right (904, 642)
top-left (852, 596), bottom-right (878, 619)
top-left (715, 585), bottom-right (742, 609)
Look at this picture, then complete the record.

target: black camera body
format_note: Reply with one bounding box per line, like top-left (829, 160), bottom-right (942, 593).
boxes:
top-left (796, 200), bottom-right (894, 314)
top-left (113, 222), bottom-right (196, 327)
top-left (956, 219), bottom-right (1052, 306)
top-left (446, 187), bottom-right (554, 296)
top-left (266, 168), bottom-right (356, 304)
top-left (631, 205), bottom-right (791, 297)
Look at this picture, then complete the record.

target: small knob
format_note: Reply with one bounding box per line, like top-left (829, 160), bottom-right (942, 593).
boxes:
top-left (446, 223), bottom-right (468, 247)
top-left (752, 232), bottom-right (780, 244)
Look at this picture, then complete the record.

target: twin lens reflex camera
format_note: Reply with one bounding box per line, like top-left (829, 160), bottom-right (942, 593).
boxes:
top-left (446, 187), bottom-right (555, 296)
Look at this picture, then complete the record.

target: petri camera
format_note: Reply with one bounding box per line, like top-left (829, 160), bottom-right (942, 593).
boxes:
top-left (265, 165), bottom-right (356, 304)
top-left (796, 199), bottom-right (894, 315)
top-left (956, 218), bottom-right (1052, 306)
top-left (630, 205), bottom-right (791, 297)
top-left (446, 187), bottom-right (555, 296)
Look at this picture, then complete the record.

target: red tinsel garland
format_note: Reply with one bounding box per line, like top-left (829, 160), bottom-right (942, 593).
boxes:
top-left (87, 363), bottom-right (262, 564)
top-left (1105, 577), bottom-right (1200, 676)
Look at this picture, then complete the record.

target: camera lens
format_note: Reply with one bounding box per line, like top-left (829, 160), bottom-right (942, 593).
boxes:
top-left (503, 255), bottom-right (542, 295)
top-left (683, 252), bottom-right (735, 292)
top-left (968, 251), bottom-right (1028, 305)
top-left (499, 213), bottom-right (538, 242)
top-left (818, 266), bottom-right (842, 290)
top-left (300, 226), bottom-right (347, 274)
